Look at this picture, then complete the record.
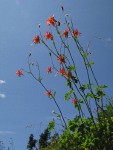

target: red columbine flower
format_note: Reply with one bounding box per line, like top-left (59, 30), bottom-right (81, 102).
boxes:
top-left (32, 35), bottom-right (40, 44)
top-left (45, 32), bottom-right (53, 40)
top-left (73, 29), bottom-right (81, 37)
top-left (46, 67), bottom-right (52, 74)
top-left (16, 69), bottom-right (23, 77)
top-left (66, 71), bottom-right (72, 79)
top-left (59, 68), bottom-right (66, 76)
top-left (59, 68), bottom-right (72, 79)
top-left (46, 16), bottom-right (57, 26)
top-left (45, 90), bottom-right (52, 97)
top-left (57, 54), bottom-right (65, 64)
top-left (62, 29), bottom-right (69, 38)
top-left (72, 98), bottom-right (77, 104)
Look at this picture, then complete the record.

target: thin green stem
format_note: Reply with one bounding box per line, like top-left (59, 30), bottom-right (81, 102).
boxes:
top-left (28, 56), bottom-right (67, 129)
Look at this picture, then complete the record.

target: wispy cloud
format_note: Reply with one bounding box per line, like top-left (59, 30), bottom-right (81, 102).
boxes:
top-left (0, 80), bottom-right (6, 84)
top-left (106, 38), bottom-right (112, 42)
top-left (0, 93), bottom-right (6, 98)
top-left (0, 131), bottom-right (16, 134)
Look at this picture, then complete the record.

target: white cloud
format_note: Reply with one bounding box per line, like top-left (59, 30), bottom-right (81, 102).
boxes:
top-left (0, 131), bottom-right (16, 134)
top-left (0, 93), bottom-right (6, 98)
top-left (0, 80), bottom-right (6, 84)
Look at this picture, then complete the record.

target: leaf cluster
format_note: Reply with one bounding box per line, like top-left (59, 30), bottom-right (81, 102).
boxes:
top-left (57, 101), bottom-right (113, 150)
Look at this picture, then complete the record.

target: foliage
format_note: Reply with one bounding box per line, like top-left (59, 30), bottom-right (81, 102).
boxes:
top-left (58, 100), bottom-right (113, 150)
top-left (35, 100), bottom-right (113, 150)
top-left (48, 119), bottom-right (55, 132)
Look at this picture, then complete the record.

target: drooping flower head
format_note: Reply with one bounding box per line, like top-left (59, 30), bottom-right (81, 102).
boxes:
top-left (72, 98), bottom-right (77, 104)
top-left (62, 29), bottom-right (69, 38)
top-left (59, 68), bottom-right (72, 79)
top-left (45, 32), bottom-right (53, 40)
top-left (32, 35), bottom-right (40, 44)
top-left (46, 16), bottom-right (57, 26)
top-left (45, 90), bottom-right (52, 97)
top-left (46, 67), bottom-right (52, 74)
top-left (66, 71), bottom-right (72, 79)
top-left (16, 69), bottom-right (23, 77)
top-left (59, 68), bottom-right (66, 76)
top-left (57, 54), bottom-right (65, 64)
top-left (73, 29), bottom-right (81, 37)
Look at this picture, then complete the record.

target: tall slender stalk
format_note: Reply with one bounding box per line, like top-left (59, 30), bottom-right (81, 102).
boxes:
top-left (27, 55), bottom-right (67, 129)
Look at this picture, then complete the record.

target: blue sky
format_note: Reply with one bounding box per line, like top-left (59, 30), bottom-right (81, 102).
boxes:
top-left (0, 0), bottom-right (113, 149)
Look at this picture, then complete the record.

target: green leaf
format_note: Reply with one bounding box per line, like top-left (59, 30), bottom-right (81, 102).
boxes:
top-left (87, 83), bottom-right (93, 89)
top-left (38, 77), bottom-right (42, 82)
top-left (94, 85), bottom-right (108, 92)
top-left (52, 110), bottom-right (58, 115)
top-left (80, 83), bottom-right (93, 91)
top-left (66, 65), bottom-right (76, 71)
top-left (78, 47), bottom-right (83, 51)
top-left (97, 90), bottom-right (106, 98)
top-left (87, 61), bottom-right (95, 67)
top-left (66, 79), bottom-right (72, 88)
top-left (78, 99), bottom-right (85, 104)
top-left (82, 52), bottom-right (89, 58)
top-left (64, 90), bottom-right (74, 100)
top-left (57, 30), bottom-right (61, 35)
top-left (48, 120), bottom-right (55, 132)
top-left (85, 92), bottom-right (95, 99)
top-left (73, 132), bottom-right (78, 138)
top-left (53, 91), bottom-right (56, 97)
top-left (80, 84), bottom-right (87, 92)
